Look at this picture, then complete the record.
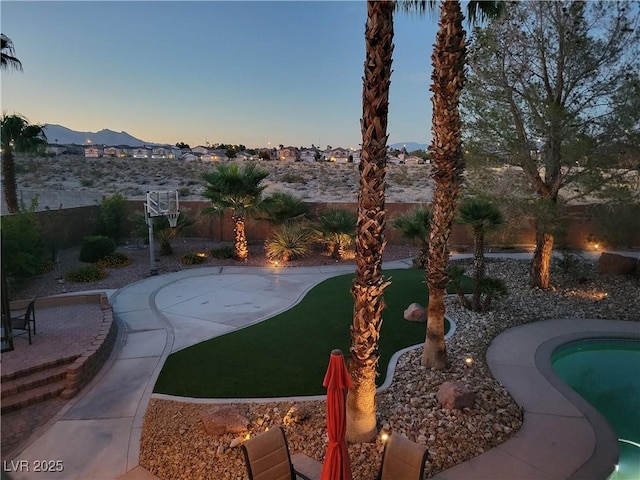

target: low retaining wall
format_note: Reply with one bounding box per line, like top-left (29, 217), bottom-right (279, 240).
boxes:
top-left (34, 293), bottom-right (118, 400)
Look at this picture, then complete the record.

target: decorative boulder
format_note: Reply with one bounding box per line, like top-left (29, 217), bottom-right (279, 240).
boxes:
top-left (404, 303), bottom-right (426, 323)
top-left (598, 252), bottom-right (638, 276)
top-left (436, 381), bottom-right (475, 410)
top-left (283, 405), bottom-right (309, 425)
top-left (201, 406), bottom-right (249, 436)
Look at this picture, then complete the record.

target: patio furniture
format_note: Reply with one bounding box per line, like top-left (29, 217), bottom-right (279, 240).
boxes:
top-left (9, 298), bottom-right (36, 345)
top-left (378, 433), bottom-right (429, 480)
top-left (241, 427), bottom-right (322, 480)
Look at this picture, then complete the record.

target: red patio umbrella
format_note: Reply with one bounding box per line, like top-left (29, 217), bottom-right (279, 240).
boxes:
top-left (320, 349), bottom-right (353, 480)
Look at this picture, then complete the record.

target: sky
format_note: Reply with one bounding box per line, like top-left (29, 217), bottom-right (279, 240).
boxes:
top-left (1, 1), bottom-right (440, 149)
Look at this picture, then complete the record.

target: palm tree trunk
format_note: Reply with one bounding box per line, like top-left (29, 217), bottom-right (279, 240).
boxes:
top-left (232, 214), bottom-right (248, 260)
top-left (422, 0), bottom-right (466, 369)
top-left (531, 226), bottom-right (553, 289)
top-left (471, 228), bottom-right (484, 311)
top-left (2, 145), bottom-right (19, 213)
top-left (346, 0), bottom-right (394, 443)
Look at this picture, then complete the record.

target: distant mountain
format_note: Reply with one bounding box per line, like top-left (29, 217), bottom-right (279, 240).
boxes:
top-left (43, 124), bottom-right (162, 147)
top-left (389, 142), bottom-right (428, 152)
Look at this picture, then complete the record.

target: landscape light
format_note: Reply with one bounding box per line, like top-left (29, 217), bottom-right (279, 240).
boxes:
top-left (380, 432), bottom-right (389, 443)
top-left (465, 356), bottom-right (473, 367)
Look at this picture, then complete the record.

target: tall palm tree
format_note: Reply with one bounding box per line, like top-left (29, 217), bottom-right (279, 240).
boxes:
top-left (1, 114), bottom-right (47, 213)
top-left (201, 163), bottom-right (269, 260)
top-left (457, 197), bottom-right (503, 311)
top-left (1, 34), bottom-right (22, 71)
top-left (346, 0), bottom-right (394, 443)
top-left (396, 0), bottom-right (503, 369)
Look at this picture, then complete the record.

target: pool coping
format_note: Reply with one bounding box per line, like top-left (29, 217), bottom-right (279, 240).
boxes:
top-left (433, 318), bottom-right (640, 480)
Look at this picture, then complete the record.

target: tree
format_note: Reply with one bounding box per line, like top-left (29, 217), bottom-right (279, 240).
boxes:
top-left (346, 0), bottom-right (394, 443)
top-left (201, 163), bottom-right (269, 260)
top-left (314, 207), bottom-right (357, 260)
top-left (175, 142), bottom-right (190, 149)
top-left (391, 206), bottom-right (431, 269)
top-left (457, 197), bottom-right (503, 311)
top-left (462, 1), bottom-right (639, 289)
top-left (1, 114), bottom-right (47, 213)
top-left (1, 34), bottom-right (22, 71)
top-left (394, 1), bottom-right (504, 370)
top-left (257, 192), bottom-right (309, 225)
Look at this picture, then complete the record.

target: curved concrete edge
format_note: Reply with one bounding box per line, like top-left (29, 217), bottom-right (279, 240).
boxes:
top-left (432, 318), bottom-right (639, 480)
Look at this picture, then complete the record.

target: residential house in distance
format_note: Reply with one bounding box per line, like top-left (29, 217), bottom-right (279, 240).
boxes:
top-left (235, 151), bottom-right (255, 161)
top-left (326, 147), bottom-right (351, 163)
top-left (278, 146), bottom-right (300, 162)
top-left (180, 151), bottom-right (200, 162)
top-left (299, 148), bottom-right (321, 163)
top-left (133, 147), bottom-right (151, 159)
top-left (45, 143), bottom-right (67, 156)
top-left (84, 145), bottom-right (101, 158)
top-left (152, 146), bottom-right (170, 159)
top-left (191, 146), bottom-right (210, 155)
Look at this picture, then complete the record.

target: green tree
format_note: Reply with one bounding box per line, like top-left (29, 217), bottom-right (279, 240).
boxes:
top-left (93, 193), bottom-right (128, 243)
top-left (257, 192), bottom-right (309, 225)
top-left (175, 142), bottom-right (190, 149)
top-left (1, 114), bottom-right (47, 213)
top-left (201, 163), bottom-right (269, 260)
top-left (391, 206), bottom-right (431, 269)
top-left (1, 34), bottom-right (22, 71)
top-left (457, 197), bottom-right (503, 311)
top-left (462, 1), bottom-right (639, 289)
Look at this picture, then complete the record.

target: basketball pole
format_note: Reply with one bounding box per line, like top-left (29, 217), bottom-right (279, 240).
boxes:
top-left (145, 204), bottom-right (158, 275)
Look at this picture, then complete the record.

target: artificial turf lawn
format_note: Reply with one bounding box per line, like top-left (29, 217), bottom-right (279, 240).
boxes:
top-left (154, 268), bottom-right (470, 398)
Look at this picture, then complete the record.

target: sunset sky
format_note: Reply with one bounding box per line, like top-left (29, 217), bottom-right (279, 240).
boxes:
top-left (1, 1), bottom-right (441, 149)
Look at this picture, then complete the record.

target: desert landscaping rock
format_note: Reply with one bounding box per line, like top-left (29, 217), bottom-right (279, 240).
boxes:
top-left (403, 302), bottom-right (426, 322)
top-left (436, 381), bottom-right (476, 410)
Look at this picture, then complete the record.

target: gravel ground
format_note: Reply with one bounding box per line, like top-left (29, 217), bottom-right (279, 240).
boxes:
top-left (11, 244), bottom-right (639, 479)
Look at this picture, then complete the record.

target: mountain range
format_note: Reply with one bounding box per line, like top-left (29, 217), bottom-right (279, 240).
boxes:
top-left (42, 124), bottom-right (160, 147)
top-left (42, 124), bottom-right (427, 151)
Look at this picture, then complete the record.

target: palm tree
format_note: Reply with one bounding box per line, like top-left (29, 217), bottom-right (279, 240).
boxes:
top-left (391, 206), bottom-right (431, 269)
top-left (457, 197), bottom-right (503, 311)
top-left (396, 0), bottom-right (503, 369)
top-left (1, 114), bottom-right (47, 213)
top-left (257, 191), bottom-right (309, 225)
top-left (314, 207), bottom-right (357, 260)
top-left (201, 163), bottom-right (269, 260)
top-left (1, 34), bottom-right (22, 71)
top-left (346, 0), bottom-right (394, 443)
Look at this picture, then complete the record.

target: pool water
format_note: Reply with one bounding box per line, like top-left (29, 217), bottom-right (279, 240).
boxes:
top-left (552, 339), bottom-right (640, 480)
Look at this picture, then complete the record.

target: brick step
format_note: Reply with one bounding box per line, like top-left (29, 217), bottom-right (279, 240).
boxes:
top-left (1, 355), bottom-right (78, 382)
top-left (1, 380), bottom-right (66, 414)
top-left (1, 364), bottom-right (69, 399)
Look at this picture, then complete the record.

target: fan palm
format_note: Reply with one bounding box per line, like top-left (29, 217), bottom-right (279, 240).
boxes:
top-left (256, 191), bottom-right (309, 225)
top-left (346, 0), bottom-right (394, 443)
top-left (1, 114), bottom-right (47, 213)
top-left (391, 206), bottom-right (432, 269)
top-left (457, 197), bottom-right (504, 310)
top-left (395, 0), bottom-right (504, 369)
top-left (201, 163), bottom-right (269, 260)
top-left (314, 208), bottom-right (357, 260)
top-left (1, 34), bottom-right (22, 72)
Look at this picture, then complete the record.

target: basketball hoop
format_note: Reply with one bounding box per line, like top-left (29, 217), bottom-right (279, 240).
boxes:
top-left (166, 211), bottom-right (179, 228)
top-left (144, 190), bottom-right (180, 275)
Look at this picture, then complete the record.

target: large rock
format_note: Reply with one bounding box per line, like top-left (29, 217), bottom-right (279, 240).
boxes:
top-left (598, 252), bottom-right (638, 276)
top-left (436, 381), bottom-right (475, 410)
top-left (201, 406), bottom-right (249, 436)
top-left (404, 303), bottom-right (426, 323)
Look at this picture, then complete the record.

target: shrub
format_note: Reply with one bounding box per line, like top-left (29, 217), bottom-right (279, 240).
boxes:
top-left (93, 193), bottom-right (128, 243)
top-left (1, 209), bottom-right (46, 278)
top-left (97, 252), bottom-right (132, 269)
top-left (210, 246), bottom-right (235, 259)
top-left (180, 252), bottom-right (207, 265)
top-left (79, 235), bottom-right (116, 263)
top-left (177, 186), bottom-right (191, 197)
top-left (265, 223), bottom-right (315, 262)
top-left (314, 208), bottom-right (357, 259)
top-left (65, 265), bottom-right (108, 283)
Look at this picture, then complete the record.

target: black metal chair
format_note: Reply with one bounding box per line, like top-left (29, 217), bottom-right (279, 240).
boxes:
top-left (10, 298), bottom-right (36, 345)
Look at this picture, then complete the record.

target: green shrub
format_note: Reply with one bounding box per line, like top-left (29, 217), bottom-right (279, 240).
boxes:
top-left (79, 235), bottom-right (116, 263)
top-left (180, 252), bottom-right (207, 265)
top-left (93, 193), bottom-right (127, 243)
top-left (1, 210), bottom-right (46, 278)
top-left (265, 223), bottom-right (315, 262)
top-left (97, 252), bottom-right (132, 268)
top-left (210, 246), bottom-right (235, 259)
top-left (65, 265), bottom-right (108, 283)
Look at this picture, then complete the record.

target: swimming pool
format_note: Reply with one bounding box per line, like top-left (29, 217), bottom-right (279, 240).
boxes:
top-left (552, 339), bottom-right (640, 480)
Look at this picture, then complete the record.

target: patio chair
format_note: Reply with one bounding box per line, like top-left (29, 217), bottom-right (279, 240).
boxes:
top-left (241, 427), bottom-right (321, 480)
top-left (378, 433), bottom-right (429, 480)
top-left (10, 297), bottom-right (36, 345)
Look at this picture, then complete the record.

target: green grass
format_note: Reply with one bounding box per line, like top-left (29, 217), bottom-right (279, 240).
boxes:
top-left (154, 269), bottom-right (472, 398)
